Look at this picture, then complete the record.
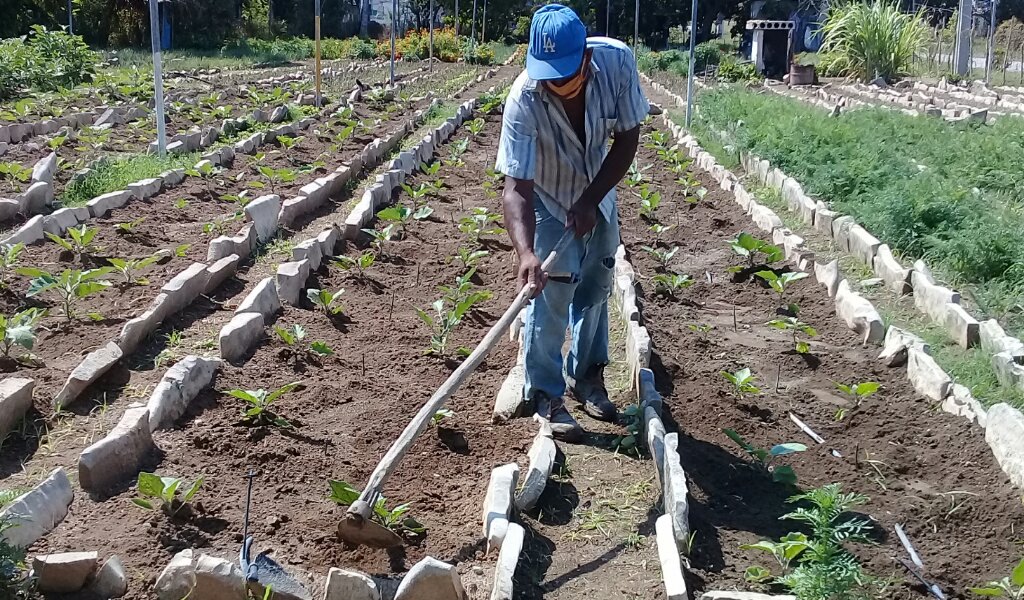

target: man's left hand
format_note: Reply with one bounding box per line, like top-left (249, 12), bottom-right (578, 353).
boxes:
top-left (566, 200), bottom-right (598, 238)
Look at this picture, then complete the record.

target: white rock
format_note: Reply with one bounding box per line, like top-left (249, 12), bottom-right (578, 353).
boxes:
top-left (276, 259), bottom-right (310, 306)
top-left (492, 365), bottom-right (525, 424)
top-left (33, 551), bottom-right (98, 593)
top-left (156, 549), bottom-right (197, 600)
top-left (0, 377), bottom-right (33, 440)
top-left (18, 181), bottom-right (53, 215)
top-left (490, 522), bottom-right (524, 600)
top-left (749, 203), bottom-right (783, 233)
top-left (148, 356), bottom-right (221, 431)
top-left (907, 346), bottom-right (952, 402)
top-left (316, 225), bottom-right (340, 258)
top-left (292, 238), bottom-right (323, 271)
top-left (834, 280), bottom-right (884, 345)
top-left (208, 224), bottom-right (258, 261)
top-left (219, 312), bottom-right (265, 364)
top-left (985, 403), bottom-right (1024, 489)
top-left (236, 277), bottom-right (281, 317)
top-left (161, 262), bottom-right (212, 315)
top-left (41, 206), bottom-right (86, 235)
top-left (482, 464), bottom-right (519, 550)
top-left (193, 554), bottom-right (245, 600)
top-left (847, 225), bottom-right (881, 266)
top-left (87, 189), bottom-right (132, 218)
top-left (871, 244), bottom-right (911, 295)
top-left (279, 196), bottom-right (312, 226)
top-left (701, 592), bottom-right (796, 600)
top-left (663, 433), bottom-right (691, 547)
top-left (943, 303), bottom-right (980, 348)
top-left (91, 555), bottom-right (128, 598)
top-left (244, 194), bottom-right (282, 242)
top-left (205, 254), bottom-right (241, 293)
top-left (31, 152), bottom-right (58, 184)
top-left (53, 341), bottom-right (123, 409)
top-left (394, 557), bottom-right (466, 600)
top-left (79, 405), bottom-right (152, 492)
top-left (0, 467), bottom-right (73, 548)
top-left (324, 567), bottom-right (380, 600)
top-left (878, 326), bottom-right (928, 367)
top-left (655, 514), bottom-right (687, 600)
top-left (992, 352), bottom-right (1024, 390)
top-left (515, 425), bottom-right (555, 511)
top-left (941, 383), bottom-right (988, 427)
top-left (912, 270), bottom-right (960, 324)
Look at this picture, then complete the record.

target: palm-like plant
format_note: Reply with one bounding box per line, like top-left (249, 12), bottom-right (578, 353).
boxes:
top-left (819, 0), bottom-right (928, 82)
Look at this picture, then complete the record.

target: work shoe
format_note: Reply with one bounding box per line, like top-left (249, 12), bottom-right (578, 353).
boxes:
top-left (533, 392), bottom-right (584, 442)
top-left (572, 364), bottom-right (618, 422)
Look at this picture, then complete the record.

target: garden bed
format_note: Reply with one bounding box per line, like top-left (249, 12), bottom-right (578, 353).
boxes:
top-left (618, 119), bottom-right (1024, 597)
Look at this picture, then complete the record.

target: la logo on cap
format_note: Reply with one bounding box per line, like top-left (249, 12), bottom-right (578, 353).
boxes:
top-left (543, 34), bottom-right (556, 53)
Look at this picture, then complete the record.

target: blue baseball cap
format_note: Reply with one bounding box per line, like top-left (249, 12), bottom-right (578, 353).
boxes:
top-left (527, 4), bottom-right (587, 81)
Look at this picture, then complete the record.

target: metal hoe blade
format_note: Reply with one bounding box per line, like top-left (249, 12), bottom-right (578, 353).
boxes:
top-left (336, 505), bottom-right (403, 549)
top-left (239, 470), bottom-right (312, 600)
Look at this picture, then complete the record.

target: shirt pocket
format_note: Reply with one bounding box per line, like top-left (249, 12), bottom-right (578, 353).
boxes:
top-left (596, 117), bottom-right (617, 141)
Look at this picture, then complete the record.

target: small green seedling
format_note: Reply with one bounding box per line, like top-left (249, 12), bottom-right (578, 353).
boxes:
top-left (0, 243), bottom-right (25, 289)
top-left (419, 161), bottom-right (441, 177)
top-left (688, 323), bottom-right (712, 341)
top-left (19, 267), bottom-right (112, 321)
top-left (0, 308), bottom-right (45, 360)
top-left (173, 198), bottom-right (189, 209)
top-left (228, 382), bottom-right (300, 428)
top-left (186, 161), bottom-right (222, 198)
top-left (431, 408), bottom-right (454, 426)
top-left (306, 288), bottom-right (345, 315)
top-left (328, 480), bottom-right (427, 535)
top-left (416, 296), bottom-right (479, 357)
top-left (377, 204), bottom-right (432, 236)
top-left (458, 207), bottom-right (505, 246)
top-left (755, 270), bottom-right (809, 303)
top-left (626, 161), bottom-right (650, 188)
top-left (46, 224), bottom-right (99, 257)
top-left (649, 223), bottom-right (674, 240)
top-left (652, 273), bottom-right (693, 298)
top-left (439, 268), bottom-right (493, 307)
top-left (729, 232), bottom-right (783, 271)
top-left (361, 224), bottom-right (396, 256)
top-left (255, 165), bottom-right (297, 193)
top-left (107, 254), bottom-right (161, 286)
top-left (972, 557), bottom-right (1024, 598)
top-left (451, 247), bottom-right (489, 271)
top-left (640, 245), bottom-right (678, 270)
top-left (724, 429), bottom-right (806, 485)
top-left (114, 218), bottom-right (145, 234)
top-left (446, 138), bottom-right (470, 166)
top-left (274, 324), bottom-right (334, 361)
top-left (131, 472), bottom-right (203, 517)
top-left (834, 381), bottom-right (880, 421)
top-left (333, 252), bottom-right (375, 279)
top-left (638, 184), bottom-right (662, 219)
top-left (0, 162), bottom-right (32, 184)
top-left (767, 316), bottom-right (818, 354)
top-left (466, 117), bottom-right (485, 136)
top-left (613, 404), bottom-right (642, 456)
top-left (742, 532), bottom-right (811, 582)
top-left (400, 182), bottom-right (434, 203)
top-left (720, 367), bottom-right (760, 401)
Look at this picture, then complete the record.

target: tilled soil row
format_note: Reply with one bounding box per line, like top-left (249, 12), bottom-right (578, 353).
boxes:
top-left (28, 70), bottom-right (531, 598)
top-left (619, 115), bottom-right (1024, 598)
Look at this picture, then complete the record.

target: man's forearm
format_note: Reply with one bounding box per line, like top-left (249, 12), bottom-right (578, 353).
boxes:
top-left (503, 178), bottom-right (536, 258)
top-left (580, 125), bottom-right (641, 208)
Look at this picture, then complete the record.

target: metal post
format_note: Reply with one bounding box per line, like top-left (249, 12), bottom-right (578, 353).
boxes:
top-left (606, 0), bottom-right (611, 36)
top-left (482, 0), bottom-right (487, 43)
top-left (149, 0), bottom-right (167, 157)
top-left (390, 0), bottom-right (396, 86)
top-left (471, 0), bottom-right (478, 49)
top-left (67, 0), bottom-right (73, 33)
top-left (986, 0), bottom-right (998, 82)
top-left (429, 0), bottom-right (434, 70)
top-left (315, 0), bottom-right (322, 107)
top-left (955, 0), bottom-right (972, 75)
top-left (455, 0), bottom-right (459, 35)
top-left (634, 0), bottom-right (639, 52)
top-left (685, 0), bottom-right (697, 128)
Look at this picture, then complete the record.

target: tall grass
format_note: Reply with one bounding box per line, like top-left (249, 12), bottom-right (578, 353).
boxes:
top-left (820, 0), bottom-right (928, 81)
top-left (690, 87), bottom-right (1024, 333)
top-left (64, 153), bottom-right (198, 207)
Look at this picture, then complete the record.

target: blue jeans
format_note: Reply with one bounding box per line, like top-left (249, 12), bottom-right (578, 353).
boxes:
top-left (523, 199), bottom-right (620, 401)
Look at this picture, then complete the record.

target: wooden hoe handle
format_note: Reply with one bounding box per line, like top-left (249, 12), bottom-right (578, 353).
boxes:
top-left (350, 230), bottom-right (574, 517)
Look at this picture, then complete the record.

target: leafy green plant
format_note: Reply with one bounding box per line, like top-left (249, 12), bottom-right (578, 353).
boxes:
top-left (446, 137), bottom-right (470, 166)
top-left (641, 245), bottom-right (678, 270)
top-left (185, 160), bottom-right (222, 199)
top-left (274, 324), bottom-right (334, 361)
top-left (767, 315), bottom-right (818, 354)
top-left (972, 557), bottom-right (1024, 597)
top-left (638, 184), bottom-right (662, 219)
top-left (228, 382), bottom-right (300, 428)
top-left (107, 254), bottom-right (161, 286)
top-left (361, 224), bottom-right (396, 256)
top-left (131, 472), bottom-right (202, 517)
top-left (626, 161), bottom-right (650, 188)
top-left (652, 273), bottom-right (694, 298)
top-left (306, 288), bottom-right (345, 315)
top-left (730, 232), bottom-right (783, 270)
top-left (328, 480), bottom-right (426, 535)
top-left (0, 514), bottom-right (29, 596)
top-left (451, 247), bottom-right (489, 271)
top-left (377, 204), bottom-right (432, 237)
top-left (458, 207), bottom-right (505, 246)
top-left (0, 162), bottom-right (31, 184)
top-left (744, 484), bottom-right (876, 599)
top-left (688, 323), bottom-right (712, 341)
top-left (439, 268), bottom-right (493, 308)
top-left (755, 271), bottom-right (810, 304)
top-left (720, 367), bottom-right (759, 401)
top-left (333, 252), bottom-right (375, 279)
top-left (649, 223), bottom-right (674, 241)
top-left (46, 224), bottom-right (99, 257)
top-left (401, 182), bottom-right (436, 203)
top-left (0, 308), bottom-right (45, 361)
top-left (724, 429), bottom-right (806, 485)
top-left (416, 295), bottom-right (478, 357)
top-left (255, 164), bottom-right (297, 193)
top-left (613, 404), bottom-right (642, 456)
top-left (114, 218), bottom-right (145, 234)
top-left (819, 0), bottom-right (927, 82)
top-left (431, 407), bottom-right (454, 426)
top-left (19, 267), bottom-right (112, 321)
top-left (833, 381), bottom-right (881, 421)
top-left (466, 117), bottom-right (485, 136)
top-left (0, 243), bottom-right (25, 289)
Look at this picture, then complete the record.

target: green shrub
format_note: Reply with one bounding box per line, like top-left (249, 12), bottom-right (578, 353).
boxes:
top-left (820, 0), bottom-right (928, 81)
top-left (693, 40), bottom-right (722, 70)
top-left (718, 56), bottom-right (762, 83)
top-left (463, 41), bottom-right (495, 65)
top-left (816, 51), bottom-right (845, 77)
top-left (0, 27), bottom-right (98, 99)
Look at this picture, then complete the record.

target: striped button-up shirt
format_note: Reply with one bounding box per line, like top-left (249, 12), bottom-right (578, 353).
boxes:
top-left (495, 36), bottom-right (650, 224)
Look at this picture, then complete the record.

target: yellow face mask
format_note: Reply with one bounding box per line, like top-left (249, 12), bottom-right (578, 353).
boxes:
top-left (545, 52), bottom-right (591, 100)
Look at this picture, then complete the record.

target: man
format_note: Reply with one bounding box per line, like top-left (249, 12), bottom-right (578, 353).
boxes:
top-left (496, 4), bottom-right (649, 441)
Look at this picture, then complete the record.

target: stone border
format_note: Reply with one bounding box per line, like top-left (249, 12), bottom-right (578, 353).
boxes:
top-left (764, 80), bottom-right (992, 122)
top-left (0, 467), bottom-right (74, 549)
top-left (645, 88), bottom-right (1024, 493)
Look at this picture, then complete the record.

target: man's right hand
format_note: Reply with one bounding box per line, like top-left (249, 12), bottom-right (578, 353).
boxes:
top-left (517, 252), bottom-right (547, 298)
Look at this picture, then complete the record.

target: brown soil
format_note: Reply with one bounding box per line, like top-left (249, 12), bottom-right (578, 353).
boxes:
top-left (617, 121), bottom-right (1024, 599)
top-left (28, 101), bottom-right (538, 598)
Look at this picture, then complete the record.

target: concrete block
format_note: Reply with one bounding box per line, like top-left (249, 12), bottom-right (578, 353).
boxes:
top-left (515, 425), bottom-right (556, 511)
top-left (236, 277), bottom-right (281, 317)
top-left (53, 341), bottom-right (123, 409)
top-left (907, 345), bottom-right (952, 402)
top-left (219, 312), bottom-right (264, 364)
top-left (0, 377), bottom-right (33, 439)
top-left (33, 551), bottom-right (98, 593)
top-left (0, 467), bottom-right (72, 548)
top-left (986, 403), bottom-right (1024, 489)
top-left (276, 259), bottom-right (310, 306)
top-left (147, 356), bottom-right (221, 431)
top-left (78, 406), bottom-right (152, 493)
